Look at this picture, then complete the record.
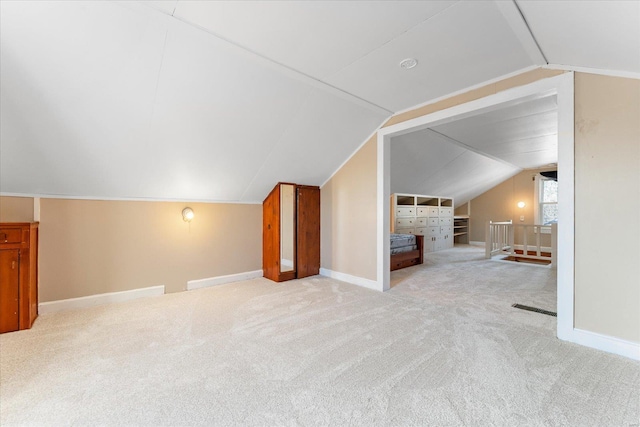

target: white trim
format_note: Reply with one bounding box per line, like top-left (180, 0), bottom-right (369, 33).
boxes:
top-left (33, 197), bottom-right (41, 221)
top-left (38, 285), bottom-right (165, 314)
top-left (320, 117), bottom-right (390, 189)
top-left (319, 268), bottom-right (379, 291)
top-left (187, 270), bottom-right (263, 290)
top-left (544, 63), bottom-right (640, 81)
top-left (392, 65), bottom-right (540, 115)
top-left (377, 132), bottom-right (391, 291)
top-left (555, 72), bottom-right (575, 342)
top-left (571, 329), bottom-right (640, 361)
top-left (377, 73), bottom-right (576, 344)
top-left (0, 192), bottom-right (262, 205)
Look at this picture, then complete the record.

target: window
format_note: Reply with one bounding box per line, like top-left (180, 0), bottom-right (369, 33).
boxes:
top-left (535, 175), bottom-right (558, 225)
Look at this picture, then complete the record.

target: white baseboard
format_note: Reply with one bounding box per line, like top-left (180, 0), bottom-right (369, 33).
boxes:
top-left (187, 270), bottom-right (263, 291)
top-left (319, 268), bottom-right (380, 292)
top-left (569, 328), bottom-right (640, 361)
top-left (39, 285), bottom-right (165, 314)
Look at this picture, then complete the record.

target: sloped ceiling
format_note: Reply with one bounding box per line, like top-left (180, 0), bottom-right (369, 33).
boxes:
top-left (0, 1), bottom-right (637, 202)
top-left (391, 95), bottom-right (558, 206)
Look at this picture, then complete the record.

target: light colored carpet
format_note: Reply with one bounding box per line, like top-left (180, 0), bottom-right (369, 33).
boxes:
top-left (1, 245), bottom-right (638, 426)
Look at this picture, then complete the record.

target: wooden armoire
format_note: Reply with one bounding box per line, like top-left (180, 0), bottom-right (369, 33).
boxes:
top-left (0, 222), bottom-right (38, 333)
top-left (263, 183), bottom-right (320, 282)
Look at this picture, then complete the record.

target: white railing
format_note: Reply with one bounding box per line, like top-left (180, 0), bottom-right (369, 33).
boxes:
top-left (485, 220), bottom-right (557, 267)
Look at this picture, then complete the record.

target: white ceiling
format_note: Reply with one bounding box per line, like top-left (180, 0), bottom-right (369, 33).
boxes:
top-left (391, 96), bottom-right (558, 205)
top-left (517, 0), bottom-right (640, 74)
top-left (0, 1), bottom-right (637, 202)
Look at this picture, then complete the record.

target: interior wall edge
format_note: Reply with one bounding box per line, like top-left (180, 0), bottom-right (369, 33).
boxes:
top-left (0, 192), bottom-right (262, 205)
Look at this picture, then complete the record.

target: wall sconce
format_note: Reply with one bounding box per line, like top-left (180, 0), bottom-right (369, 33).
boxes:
top-left (517, 201), bottom-right (526, 209)
top-left (182, 207), bottom-right (194, 222)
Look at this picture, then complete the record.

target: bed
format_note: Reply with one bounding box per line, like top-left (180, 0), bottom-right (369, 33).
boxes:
top-left (390, 233), bottom-right (424, 271)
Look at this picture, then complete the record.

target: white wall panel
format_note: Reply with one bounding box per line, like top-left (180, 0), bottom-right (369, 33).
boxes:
top-left (326, 1), bottom-right (534, 111)
top-left (518, 0), bottom-right (640, 73)
top-left (172, 1), bottom-right (455, 79)
top-left (241, 88), bottom-right (388, 202)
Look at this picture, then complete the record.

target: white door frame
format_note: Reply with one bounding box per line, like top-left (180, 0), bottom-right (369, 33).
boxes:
top-left (376, 72), bottom-right (575, 341)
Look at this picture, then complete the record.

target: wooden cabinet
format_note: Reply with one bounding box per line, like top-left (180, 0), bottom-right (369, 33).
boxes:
top-left (0, 222), bottom-right (38, 333)
top-left (391, 193), bottom-right (454, 253)
top-left (263, 183), bottom-right (320, 282)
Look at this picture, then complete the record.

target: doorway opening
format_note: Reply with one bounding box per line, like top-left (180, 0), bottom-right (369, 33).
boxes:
top-left (377, 72), bottom-right (574, 342)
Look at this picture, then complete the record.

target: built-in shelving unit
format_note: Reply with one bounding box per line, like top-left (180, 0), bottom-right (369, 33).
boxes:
top-left (453, 216), bottom-right (470, 244)
top-left (391, 193), bottom-right (454, 253)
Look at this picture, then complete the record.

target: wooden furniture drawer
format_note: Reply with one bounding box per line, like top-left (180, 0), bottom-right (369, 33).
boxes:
top-left (428, 218), bottom-right (439, 226)
top-left (396, 207), bottom-right (415, 217)
top-left (0, 228), bottom-right (22, 244)
top-left (439, 207), bottom-right (452, 217)
top-left (416, 207), bottom-right (429, 217)
top-left (428, 226), bottom-right (439, 235)
top-left (439, 217), bottom-right (452, 226)
top-left (428, 207), bottom-right (439, 217)
top-left (396, 218), bottom-right (415, 227)
top-left (441, 226), bottom-right (452, 234)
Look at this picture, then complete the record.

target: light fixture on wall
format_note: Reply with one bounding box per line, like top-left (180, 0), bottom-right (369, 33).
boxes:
top-left (182, 207), bottom-right (194, 222)
top-left (517, 201), bottom-right (526, 209)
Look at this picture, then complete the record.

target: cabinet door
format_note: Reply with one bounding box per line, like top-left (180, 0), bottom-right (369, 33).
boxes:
top-left (424, 236), bottom-right (436, 253)
top-left (0, 249), bottom-right (20, 333)
top-left (296, 186), bottom-right (320, 279)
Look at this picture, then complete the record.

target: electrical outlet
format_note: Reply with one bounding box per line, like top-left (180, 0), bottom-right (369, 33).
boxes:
top-left (520, 215), bottom-right (525, 222)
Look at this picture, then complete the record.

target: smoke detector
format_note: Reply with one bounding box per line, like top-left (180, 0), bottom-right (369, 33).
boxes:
top-left (399, 58), bottom-right (418, 70)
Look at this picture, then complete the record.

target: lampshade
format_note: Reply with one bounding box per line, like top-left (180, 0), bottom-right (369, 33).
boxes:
top-left (182, 207), bottom-right (194, 222)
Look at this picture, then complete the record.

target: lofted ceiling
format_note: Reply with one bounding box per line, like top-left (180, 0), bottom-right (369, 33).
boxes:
top-left (390, 95), bottom-right (558, 206)
top-left (0, 1), bottom-right (637, 202)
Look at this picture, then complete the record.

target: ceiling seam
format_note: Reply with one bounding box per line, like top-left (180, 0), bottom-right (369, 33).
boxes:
top-left (147, 6), bottom-right (392, 116)
top-left (323, 1), bottom-right (461, 81)
top-left (512, 0), bottom-right (548, 64)
top-left (424, 128), bottom-right (521, 169)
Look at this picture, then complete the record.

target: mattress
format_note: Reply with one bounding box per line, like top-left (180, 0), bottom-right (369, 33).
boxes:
top-left (390, 233), bottom-right (416, 249)
top-left (390, 244), bottom-right (418, 255)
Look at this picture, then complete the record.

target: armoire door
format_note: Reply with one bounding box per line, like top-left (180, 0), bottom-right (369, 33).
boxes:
top-left (0, 249), bottom-right (20, 333)
top-left (296, 186), bottom-right (320, 278)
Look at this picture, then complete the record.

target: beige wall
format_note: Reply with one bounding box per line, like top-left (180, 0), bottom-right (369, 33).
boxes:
top-left (39, 199), bottom-right (262, 302)
top-left (321, 136), bottom-right (377, 281)
top-left (0, 196), bottom-right (34, 222)
top-left (466, 167), bottom-right (555, 243)
top-left (574, 73), bottom-right (640, 343)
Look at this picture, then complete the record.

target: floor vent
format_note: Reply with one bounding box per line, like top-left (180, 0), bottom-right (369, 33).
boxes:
top-left (512, 303), bottom-right (557, 317)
